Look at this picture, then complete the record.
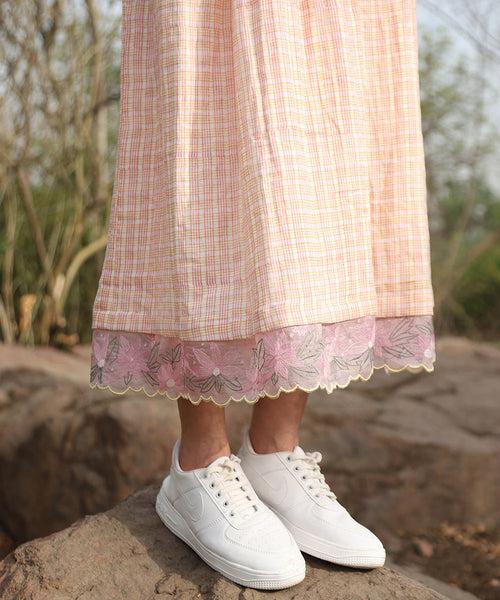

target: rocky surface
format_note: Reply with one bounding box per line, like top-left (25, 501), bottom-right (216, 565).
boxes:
top-left (0, 486), bottom-right (448, 600)
top-left (389, 563), bottom-right (482, 600)
top-left (0, 336), bottom-right (499, 598)
top-left (0, 528), bottom-right (14, 559)
top-left (0, 368), bottom-right (178, 543)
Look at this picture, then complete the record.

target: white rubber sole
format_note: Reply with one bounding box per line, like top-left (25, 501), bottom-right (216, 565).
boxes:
top-left (155, 486), bottom-right (305, 590)
top-left (270, 507), bottom-right (386, 569)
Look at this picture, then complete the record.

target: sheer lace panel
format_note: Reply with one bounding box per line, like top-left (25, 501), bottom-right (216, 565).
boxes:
top-left (90, 315), bottom-right (435, 406)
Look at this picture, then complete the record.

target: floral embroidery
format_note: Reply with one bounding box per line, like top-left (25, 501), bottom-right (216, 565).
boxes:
top-left (89, 315), bottom-right (435, 406)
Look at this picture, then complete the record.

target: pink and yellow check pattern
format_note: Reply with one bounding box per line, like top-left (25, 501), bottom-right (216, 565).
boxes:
top-left (92, 0), bottom-right (434, 342)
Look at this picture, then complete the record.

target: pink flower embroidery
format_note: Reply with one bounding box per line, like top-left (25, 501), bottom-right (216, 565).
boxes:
top-left (90, 316), bottom-right (436, 405)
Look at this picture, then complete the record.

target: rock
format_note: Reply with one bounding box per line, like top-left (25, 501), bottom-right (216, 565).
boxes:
top-left (388, 562), bottom-right (481, 600)
top-left (0, 343), bottom-right (90, 387)
top-left (0, 486), bottom-right (448, 600)
top-left (0, 368), bottom-right (179, 543)
top-left (413, 538), bottom-right (435, 558)
top-left (0, 528), bottom-right (15, 561)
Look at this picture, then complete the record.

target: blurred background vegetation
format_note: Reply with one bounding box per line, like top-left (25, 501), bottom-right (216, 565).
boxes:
top-left (0, 0), bottom-right (499, 347)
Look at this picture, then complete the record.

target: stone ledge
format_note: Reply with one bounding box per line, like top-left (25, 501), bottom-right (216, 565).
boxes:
top-left (0, 486), bottom-right (448, 600)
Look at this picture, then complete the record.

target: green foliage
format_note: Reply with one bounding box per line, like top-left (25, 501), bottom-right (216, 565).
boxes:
top-left (419, 25), bottom-right (500, 339)
top-left (455, 245), bottom-right (500, 335)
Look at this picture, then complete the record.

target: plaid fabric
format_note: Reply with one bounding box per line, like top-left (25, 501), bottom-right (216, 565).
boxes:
top-left (92, 0), bottom-right (434, 342)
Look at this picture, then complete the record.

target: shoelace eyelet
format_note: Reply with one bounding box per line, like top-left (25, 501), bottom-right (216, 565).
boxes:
top-left (286, 455), bottom-right (291, 461)
top-left (210, 482), bottom-right (215, 488)
top-left (223, 501), bottom-right (228, 506)
top-left (294, 466), bottom-right (299, 471)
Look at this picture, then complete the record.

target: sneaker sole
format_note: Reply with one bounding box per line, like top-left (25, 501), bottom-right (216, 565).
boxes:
top-left (155, 486), bottom-right (305, 590)
top-left (269, 507), bottom-right (386, 569)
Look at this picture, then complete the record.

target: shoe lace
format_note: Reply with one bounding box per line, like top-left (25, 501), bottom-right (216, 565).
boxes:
top-left (287, 450), bottom-right (337, 500)
top-left (203, 454), bottom-right (258, 520)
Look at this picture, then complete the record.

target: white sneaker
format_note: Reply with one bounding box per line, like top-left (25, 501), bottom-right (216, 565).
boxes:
top-left (238, 428), bottom-right (386, 569)
top-left (155, 439), bottom-right (306, 589)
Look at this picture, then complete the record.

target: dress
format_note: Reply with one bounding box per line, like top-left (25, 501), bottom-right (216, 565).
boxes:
top-left (90, 0), bottom-right (436, 405)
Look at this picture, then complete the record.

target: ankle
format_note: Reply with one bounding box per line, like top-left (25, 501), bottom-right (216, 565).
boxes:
top-left (248, 427), bottom-right (298, 454)
top-left (178, 438), bottom-right (231, 471)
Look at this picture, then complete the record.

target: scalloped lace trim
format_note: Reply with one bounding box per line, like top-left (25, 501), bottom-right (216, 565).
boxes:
top-left (89, 315), bottom-right (435, 406)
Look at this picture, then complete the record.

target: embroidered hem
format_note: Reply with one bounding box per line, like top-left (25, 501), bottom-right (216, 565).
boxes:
top-left (89, 315), bottom-right (435, 406)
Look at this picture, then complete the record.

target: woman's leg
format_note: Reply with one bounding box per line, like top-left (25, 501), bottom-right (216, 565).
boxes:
top-left (248, 389), bottom-right (308, 453)
top-left (178, 388), bottom-right (308, 468)
top-left (177, 397), bottom-right (231, 470)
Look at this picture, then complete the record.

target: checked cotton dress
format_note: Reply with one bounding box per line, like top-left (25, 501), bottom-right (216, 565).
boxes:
top-left (90, 0), bottom-right (436, 405)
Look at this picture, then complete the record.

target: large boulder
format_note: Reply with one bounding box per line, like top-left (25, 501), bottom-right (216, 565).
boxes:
top-left (0, 485), bottom-right (448, 600)
top-left (0, 367), bottom-right (178, 543)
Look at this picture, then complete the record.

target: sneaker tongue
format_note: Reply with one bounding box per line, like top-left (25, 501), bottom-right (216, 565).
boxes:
top-left (290, 445), bottom-right (307, 458)
top-left (209, 455), bottom-right (231, 467)
top-left (197, 453), bottom-right (233, 474)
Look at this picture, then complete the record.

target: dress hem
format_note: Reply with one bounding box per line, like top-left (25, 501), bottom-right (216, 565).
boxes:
top-left (90, 315), bottom-right (435, 405)
top-left (88, 359), bottom-right (435, 407)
